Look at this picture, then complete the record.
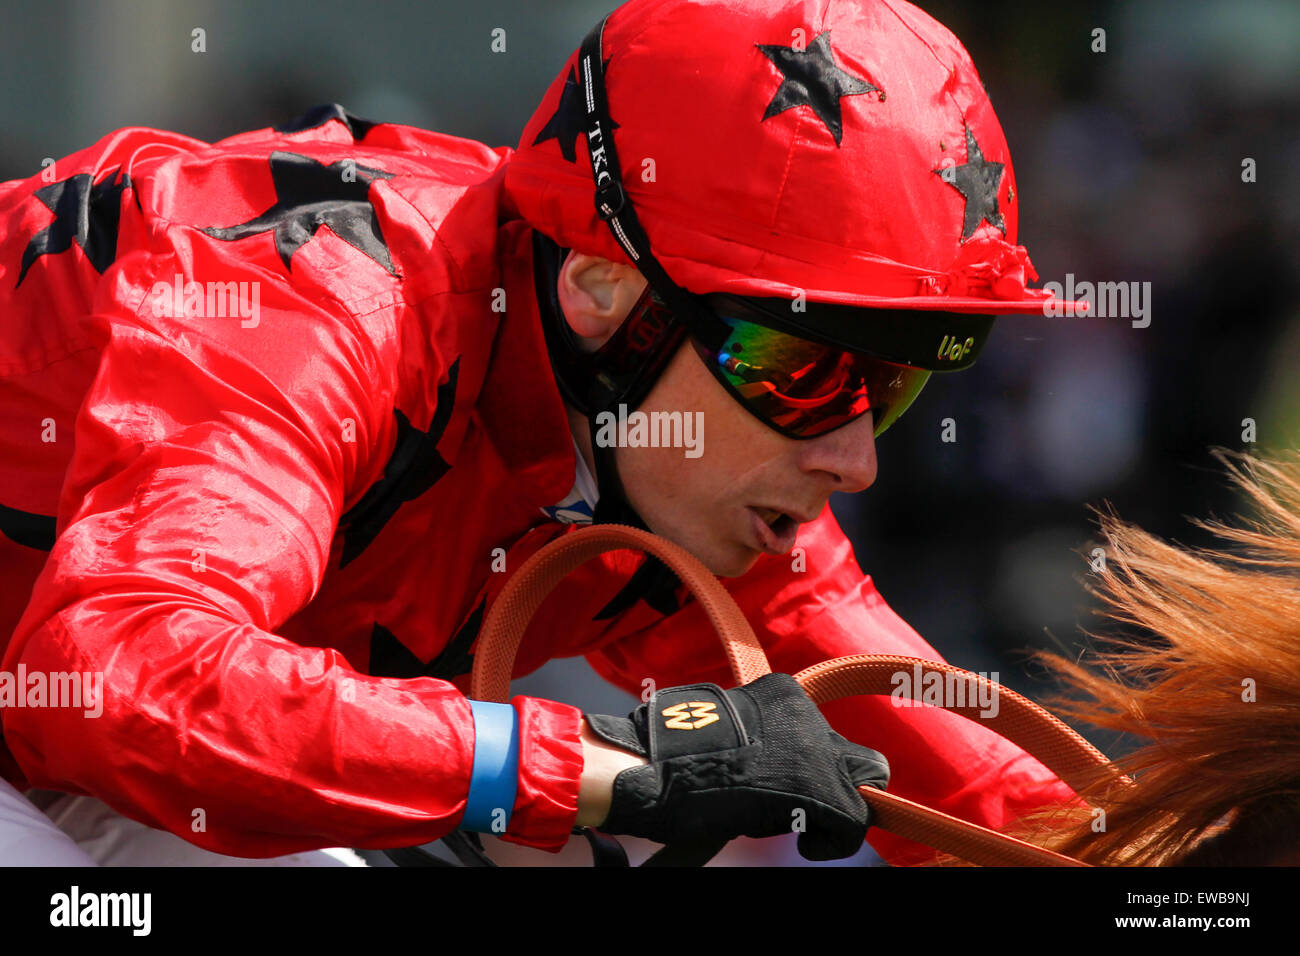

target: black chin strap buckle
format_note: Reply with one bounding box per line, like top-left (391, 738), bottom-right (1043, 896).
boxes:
top-left (595, 181), bottom-right (626, 220)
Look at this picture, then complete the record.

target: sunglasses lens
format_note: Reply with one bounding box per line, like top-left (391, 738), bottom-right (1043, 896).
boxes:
top-left (690, 312), bottom-right (929, 438)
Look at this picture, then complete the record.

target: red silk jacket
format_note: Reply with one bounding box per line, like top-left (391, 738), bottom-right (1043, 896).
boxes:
top-left (0, 107), bottom-right (1074, 864)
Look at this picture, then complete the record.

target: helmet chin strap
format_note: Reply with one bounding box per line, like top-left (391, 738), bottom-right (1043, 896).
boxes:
top-left (587, 424), bottom-right (646, 528)
top-left (531, 14), bottom-right (734, 617)
top-left (532, 229), bottom-right (686, 617)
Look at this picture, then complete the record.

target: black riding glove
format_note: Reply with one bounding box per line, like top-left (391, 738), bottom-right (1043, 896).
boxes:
top-left (584, 672), bottom-right (889, 861)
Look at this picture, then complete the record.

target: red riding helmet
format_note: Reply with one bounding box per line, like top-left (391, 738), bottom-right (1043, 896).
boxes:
top-left (505, 0), bottom-right (1084, 318)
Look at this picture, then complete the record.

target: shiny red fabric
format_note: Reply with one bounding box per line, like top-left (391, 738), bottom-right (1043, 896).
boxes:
top-left (0, 111), bottom-right (1072, 863)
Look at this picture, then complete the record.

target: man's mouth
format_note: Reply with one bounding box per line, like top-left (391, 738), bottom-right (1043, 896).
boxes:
top-left (747, 506), bottom-right (802, 555)
top-left (754, 506), bottom-right (794, 529)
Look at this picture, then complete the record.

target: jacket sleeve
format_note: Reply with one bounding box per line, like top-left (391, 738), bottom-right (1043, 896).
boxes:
top-left (0, 243), bottom-right (582, 856)
top-left (585, 505), bottom-right (1076, 865)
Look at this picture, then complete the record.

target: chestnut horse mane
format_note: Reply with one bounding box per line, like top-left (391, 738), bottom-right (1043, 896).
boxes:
top-left (955, 447), bottom-right (1300, 866)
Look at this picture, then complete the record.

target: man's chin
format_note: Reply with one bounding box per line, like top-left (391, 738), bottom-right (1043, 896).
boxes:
top-left (675, 538), bottom-right (760, 579)
top-left (638, 518), bottom-right (758, 578)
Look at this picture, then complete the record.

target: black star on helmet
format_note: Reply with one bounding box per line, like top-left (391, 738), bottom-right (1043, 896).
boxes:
top-left (202, 151), bottom-right (397, 274)
top-left (934, 126), bottom-right (1006, 241)
top-left (275, 103), bottom-right (380, 141)
top-left (756, 30), bottom-right (877, 146)
top-left (17, 168), bottom-right (131, 286)
top-left (533, 62), bottom-right (617, 163)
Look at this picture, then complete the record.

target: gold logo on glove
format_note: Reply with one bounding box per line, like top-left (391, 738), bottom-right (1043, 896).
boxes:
top-left (662, 701), bottom-right (720, 730)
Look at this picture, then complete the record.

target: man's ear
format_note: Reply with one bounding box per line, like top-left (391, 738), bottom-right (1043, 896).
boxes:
top-left (556, 250), bottom-right (648, 349)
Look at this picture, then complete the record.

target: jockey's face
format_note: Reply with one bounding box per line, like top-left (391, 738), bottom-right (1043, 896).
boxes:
top-left (557, 251), bottom-right (879, 577)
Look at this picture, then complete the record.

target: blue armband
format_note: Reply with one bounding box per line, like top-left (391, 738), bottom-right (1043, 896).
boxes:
top-left (460, 700), bottom-right (520, 833)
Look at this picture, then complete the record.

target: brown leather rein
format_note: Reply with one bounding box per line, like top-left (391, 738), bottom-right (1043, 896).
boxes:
top-left (470, 523), bottom-right (1121, 866)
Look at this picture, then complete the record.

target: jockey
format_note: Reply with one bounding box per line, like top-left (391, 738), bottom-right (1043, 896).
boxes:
top-left (0, 0), bottom-right (1081, 865)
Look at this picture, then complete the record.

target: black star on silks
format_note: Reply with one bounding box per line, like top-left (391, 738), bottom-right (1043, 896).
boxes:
top-left (368, 598), bottom-right (485, 681)
top-left (934, 126), bottom-right (1006, 241)
top-left (756, 31), bottom-right (877, 146)
top-left (17, 168), bottom-right (131, 286)
top-left (338, 358), bottom-right (460, 568)
top-left (593, 555), bottom-right (682, 620)
top-left (201, 151), bottom-right (397, 274)
top-left (275, 103), bottom-right (379, 141)
top-left (0, 503), bottom-right (55, 551)
top-left (532, 63), bottom-right (617, 163)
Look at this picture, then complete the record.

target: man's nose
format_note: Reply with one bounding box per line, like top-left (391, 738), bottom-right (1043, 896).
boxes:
top-left (796, 411), bottom-right (879, 493)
